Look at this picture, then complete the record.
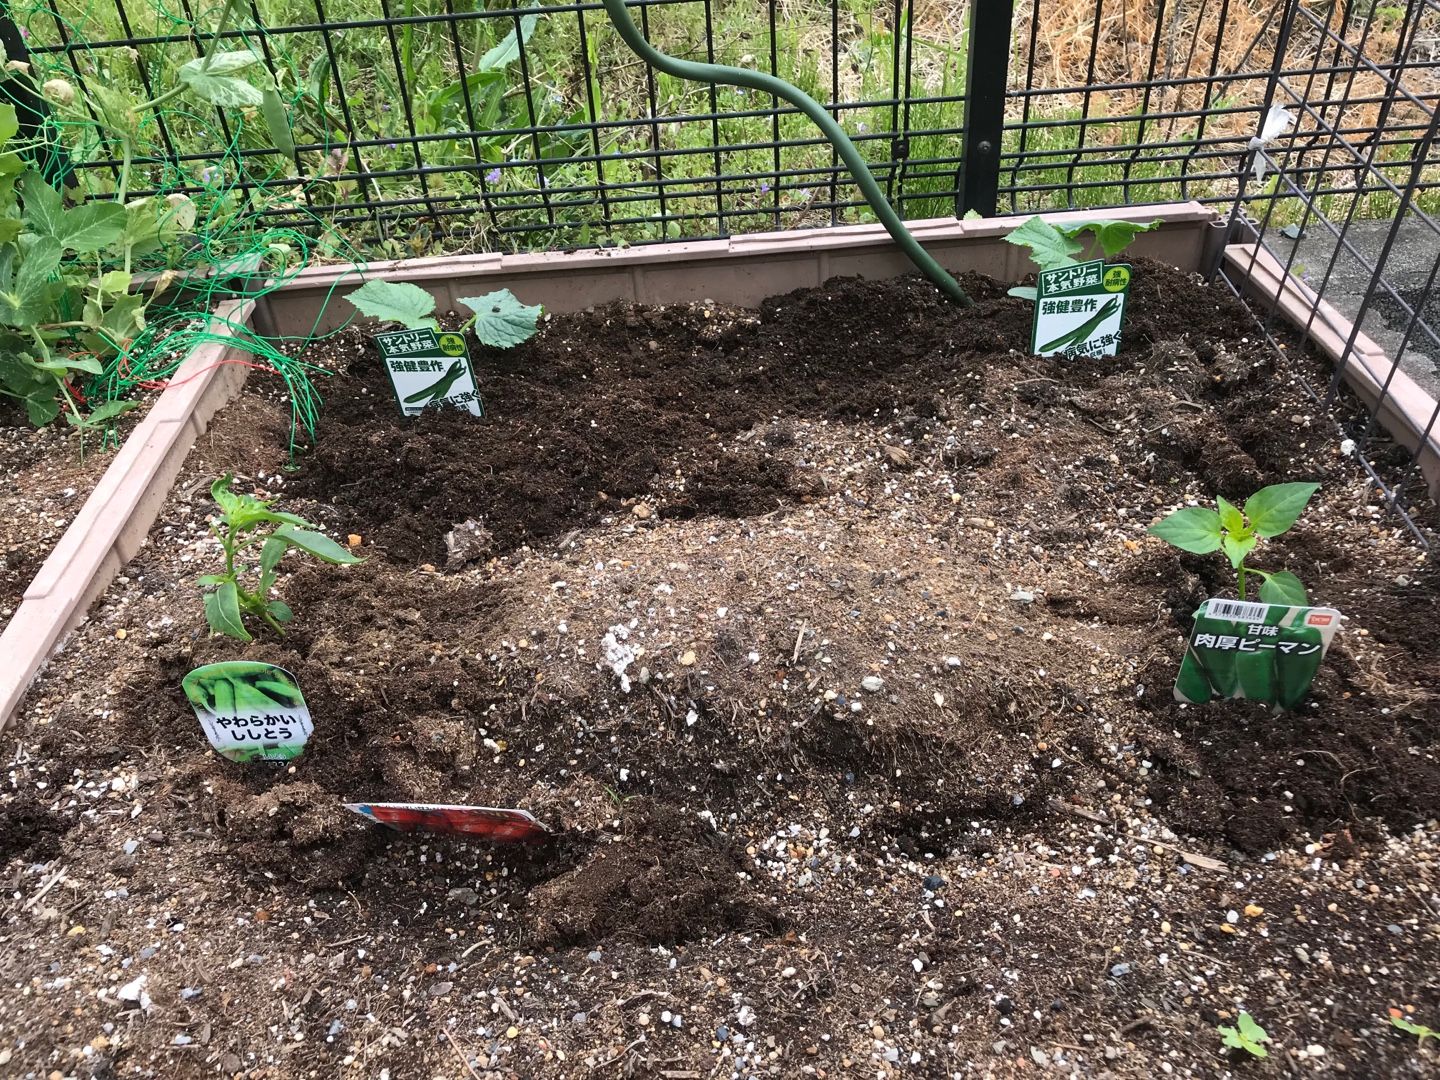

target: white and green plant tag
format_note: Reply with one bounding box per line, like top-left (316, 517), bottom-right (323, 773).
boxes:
top-left (374, 327), bottom-right (484, 417)
top-left (1174, 600), bottom-right (1342, 707)
top-left (182, 661), bottom-right (313, 762)
top-left (1031, 259), bottom-right (1131, 358)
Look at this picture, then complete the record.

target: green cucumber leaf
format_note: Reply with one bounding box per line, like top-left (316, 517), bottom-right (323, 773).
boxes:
top-left (1057, 218), bottom-right (1161, 257)
top-left (457, 288), bottom-right (542, 348)
top-left (345, 279), bottom-right (439, 330)
top-left (1004, 216), bottom-right (1084, 271)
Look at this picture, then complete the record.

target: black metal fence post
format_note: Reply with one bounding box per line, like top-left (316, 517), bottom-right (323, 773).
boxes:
top-left (959, 0), bottom-right (1013, 217)
top-left (0, 5), bottom-right (74, 188)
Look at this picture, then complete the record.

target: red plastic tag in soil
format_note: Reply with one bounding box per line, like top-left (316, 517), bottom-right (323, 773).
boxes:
top-left (343, 802), bottom-right (550, 843)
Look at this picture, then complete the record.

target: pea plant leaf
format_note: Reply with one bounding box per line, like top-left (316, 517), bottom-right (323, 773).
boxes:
top-left (19, 170), bottom-right (64, 237)
top-left (1244, 482), bottom-right (1320, 537)
top-left (178, 51), bottom-right (267, 107)
top-left (1004, 216), bottom-right (1085, 271)
top-left (19, 172), bottom-right (126, 252)
top-left (345, 279), bottom-right (439, 330)
top-left (24, 391), bottom-right (60, 426)
top-left (0, 236), bottom-right (61, 326)
top-left (1148, 506), bottom-right (1224, 554)
top-left (1257, 570), bottom-right (1308, 606)
top-left (457, 289), bottom-right (543, 348)
top-left (55, 201), bottom-right (127, 253)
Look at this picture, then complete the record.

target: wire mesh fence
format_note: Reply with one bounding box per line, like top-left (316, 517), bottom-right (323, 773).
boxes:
top-left (2, 0), bottom-right (1438, 530)
top-left (5, 0), bottom-right (1433, 253)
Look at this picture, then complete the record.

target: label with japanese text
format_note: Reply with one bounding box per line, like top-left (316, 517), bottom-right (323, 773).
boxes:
top-left (182, 661), bottom-right (313, 762)
top-left (1173, 599), bottom-right (1343, 707)
top-left (374, 327), bottom-right (483, 417)
top-left (1031, 259), bottom-right (1131, 359)
top-left (343, 802), bottom-right (550, 844)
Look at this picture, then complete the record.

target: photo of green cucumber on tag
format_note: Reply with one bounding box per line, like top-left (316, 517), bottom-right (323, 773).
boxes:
top-left (374, 328), bottom-right (484, 417)
top-left (1031, 261), bottom-right (1132, 359)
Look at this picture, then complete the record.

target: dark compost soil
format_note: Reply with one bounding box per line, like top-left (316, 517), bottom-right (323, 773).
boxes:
top-left (2, 263), bottom-right (1438, 1080)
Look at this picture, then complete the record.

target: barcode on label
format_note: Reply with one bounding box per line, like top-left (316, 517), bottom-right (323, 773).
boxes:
top-left (1207, 599), bottom-right (1268, 623)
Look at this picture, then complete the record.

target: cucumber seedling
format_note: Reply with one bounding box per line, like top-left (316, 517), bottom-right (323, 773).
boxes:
top-left (1148, 482), bottom-right (1319, 605)
top-left (1004, 216), bottom-right (1160, 300)
top-left (200, 474), bottom-right (362, 641)
top-left (345, 279), bottom-right (542, 348)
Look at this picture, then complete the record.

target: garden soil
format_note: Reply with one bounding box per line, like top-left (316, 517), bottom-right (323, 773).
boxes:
top-left (2, 264), bottom-right (1438, 1079)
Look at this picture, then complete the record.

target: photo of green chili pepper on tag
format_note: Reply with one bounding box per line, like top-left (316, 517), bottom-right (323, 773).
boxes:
top-left (182, 661), bottom-right (314, 762)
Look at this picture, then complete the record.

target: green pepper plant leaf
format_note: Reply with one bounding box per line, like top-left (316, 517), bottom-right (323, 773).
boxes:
top-left (1148, 482), bottom-right (1319, 603)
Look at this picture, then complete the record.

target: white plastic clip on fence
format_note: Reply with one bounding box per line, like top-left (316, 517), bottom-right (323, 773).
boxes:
top-left (1248, 104), bottom-right (1296, 183)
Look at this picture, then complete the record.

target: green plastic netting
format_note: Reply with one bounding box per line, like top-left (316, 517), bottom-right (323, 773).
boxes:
top-left (1, 0), bottom-right (379, 451)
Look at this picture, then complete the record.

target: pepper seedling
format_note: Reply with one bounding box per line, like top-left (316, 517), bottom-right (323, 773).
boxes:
top-left (1389, 1009), bottom-right (1437, 1044)
top-left (1218, 1012), bottom-right (1271, 1059)
top-left (200, 474), bottom-right (362, 641)
top-left (1004, 216), bottom-right (1160, 300)
top-left (1148, 482), bottom-right (1319, 604)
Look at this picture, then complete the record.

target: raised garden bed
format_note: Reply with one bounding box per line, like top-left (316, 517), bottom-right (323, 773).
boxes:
top-left (2, 254), bottom-right (1437, 1077)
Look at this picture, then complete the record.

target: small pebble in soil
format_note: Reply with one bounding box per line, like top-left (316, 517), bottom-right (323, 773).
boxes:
top-left (861, 675), bottom-right (883, 693)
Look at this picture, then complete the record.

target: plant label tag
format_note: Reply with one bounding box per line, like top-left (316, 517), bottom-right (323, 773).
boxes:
top-left (343, 802), bottom-right (550, 844)
top-left (1031, 259), bottom-right (1131, 358)
top-left (182, 661), bottom-right (313, 762)
top-left (1174, 599), bottom-right (1343, 707)
top-left (374, 327), bottom-right (484, 417)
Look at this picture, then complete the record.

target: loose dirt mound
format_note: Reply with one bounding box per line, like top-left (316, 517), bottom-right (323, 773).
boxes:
top-left (6, 265), bottom-right (1439, 1079)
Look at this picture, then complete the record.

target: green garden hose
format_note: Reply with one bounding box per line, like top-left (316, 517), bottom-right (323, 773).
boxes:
top-left (597, 0), bottom-right (975, 307)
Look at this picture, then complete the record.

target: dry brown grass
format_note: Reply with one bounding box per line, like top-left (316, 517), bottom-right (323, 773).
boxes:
top-left (909, 1), bottom-right (1439, 143)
